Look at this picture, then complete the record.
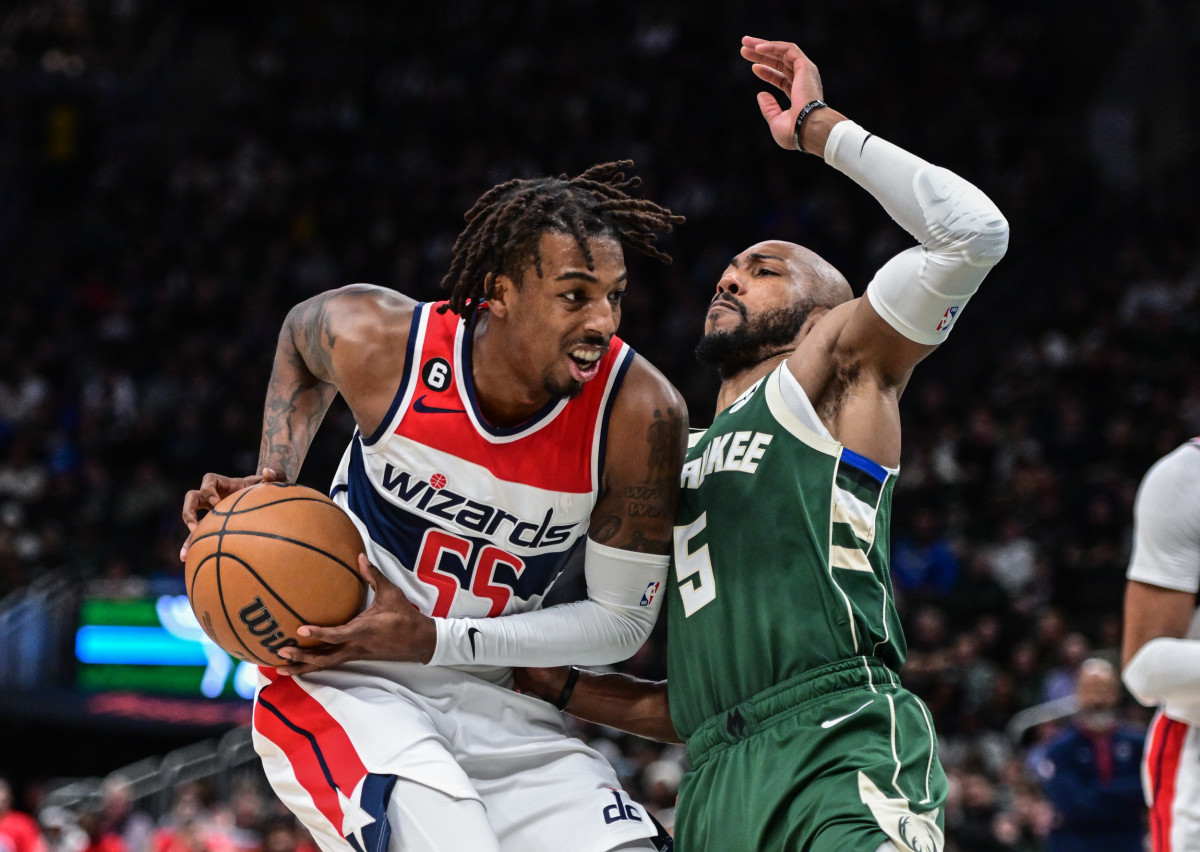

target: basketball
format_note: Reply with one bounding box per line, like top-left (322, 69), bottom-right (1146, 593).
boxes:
top-left (183, 482), bottom-right (368, 665)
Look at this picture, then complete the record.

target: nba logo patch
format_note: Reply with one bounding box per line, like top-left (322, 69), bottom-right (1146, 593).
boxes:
top-left (640, 581), bottom-right (660, 606)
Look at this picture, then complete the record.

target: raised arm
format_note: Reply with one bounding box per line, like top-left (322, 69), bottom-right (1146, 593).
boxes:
top-left (741, 36), bottom-right (1009, 390)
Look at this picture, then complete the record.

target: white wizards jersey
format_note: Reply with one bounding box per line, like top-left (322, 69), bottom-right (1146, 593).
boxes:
top-left (330, 302), bottom-right (633, 663)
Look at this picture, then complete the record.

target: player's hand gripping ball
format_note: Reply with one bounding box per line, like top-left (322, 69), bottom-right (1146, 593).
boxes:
top-left (183, 483), bottom-right (367, 665)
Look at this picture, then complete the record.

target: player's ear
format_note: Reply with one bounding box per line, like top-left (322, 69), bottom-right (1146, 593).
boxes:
top-left (486, 272), bottom-right (516, 318)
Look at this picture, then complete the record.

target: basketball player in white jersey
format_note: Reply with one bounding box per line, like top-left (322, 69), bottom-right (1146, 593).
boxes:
top-left (1123, 437), bottom-right (1200, 851)
top-left (180, 163), bottom-right (686, 852)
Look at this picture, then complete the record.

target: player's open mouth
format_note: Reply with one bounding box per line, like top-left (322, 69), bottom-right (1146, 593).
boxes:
top-left (567, 347), bottom-right (604, 381)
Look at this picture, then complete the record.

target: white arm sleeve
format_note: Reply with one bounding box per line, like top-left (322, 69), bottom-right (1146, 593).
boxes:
top-left (1124, 638), bottom-right (1200, 708)
top-left (823, 120), bottom-right (1009, 344)
top-left (428, 538), bottom-right (668, 667)
top-left (1127, 442), bottom-right (1200, 592)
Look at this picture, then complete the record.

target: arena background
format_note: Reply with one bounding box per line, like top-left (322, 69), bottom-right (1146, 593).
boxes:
top-left (0, 1), bottom-right (1198, 849)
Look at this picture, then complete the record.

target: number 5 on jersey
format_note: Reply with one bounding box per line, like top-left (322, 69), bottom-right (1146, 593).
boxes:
top-left (673, 512), bottom-right (716, 616)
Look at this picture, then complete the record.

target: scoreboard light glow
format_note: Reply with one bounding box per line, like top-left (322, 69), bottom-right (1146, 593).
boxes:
top-left (74, 595), bottom-right (257, 699)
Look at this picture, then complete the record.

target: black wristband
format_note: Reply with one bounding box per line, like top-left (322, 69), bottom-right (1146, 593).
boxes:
top-left (554, 666), bottom-right (581, 710)
top-left (792, 99), bottom-right (828, 153)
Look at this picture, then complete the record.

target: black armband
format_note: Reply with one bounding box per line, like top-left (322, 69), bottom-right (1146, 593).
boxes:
top-left (554, 666), bottom-right (581, 711)
top-left (792, 99), bottom-right (828, 153)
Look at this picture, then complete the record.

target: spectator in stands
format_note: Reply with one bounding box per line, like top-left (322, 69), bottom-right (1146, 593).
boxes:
top-left (75, 810), bottom-right (125, 852)
top-left (0, 777), bottom-right (49, 852)
top-left (639, 759), bottom-right (682, 836)
top-left (37, 807), bottom-right (85, 852)
top-left (1035, 658), bottom-right (1145, 852)
top-left (892, 505), bottom-right (962, 608)
top-left (97, 778), bottom-right (152, 852)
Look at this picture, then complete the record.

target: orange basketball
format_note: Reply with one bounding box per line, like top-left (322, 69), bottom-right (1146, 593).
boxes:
top-left (184, 482), bottom-right (367, 665)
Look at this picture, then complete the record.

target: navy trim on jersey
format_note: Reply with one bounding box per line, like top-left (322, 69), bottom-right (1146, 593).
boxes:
top-left (362, 303), bottom-right (427, 448)
top-left (458, 311), bottom-right (563, 437)
top-left (839, 447), bottom-right (888, 483)
top-left (595, 346), bottom-right (635, 485)
top-left (343, 440), bottom-right (579, 601)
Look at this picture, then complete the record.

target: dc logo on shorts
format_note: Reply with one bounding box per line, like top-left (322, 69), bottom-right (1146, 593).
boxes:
top-left (602, 790), bottom-right (643, 825)
top-left (640, 582), bottom-right (661, 607)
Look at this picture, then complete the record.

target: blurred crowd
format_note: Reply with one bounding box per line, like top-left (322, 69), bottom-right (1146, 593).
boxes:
top-left (2, 773), bottom-right (320, 852)
top-left (2, 1), bottom-right (1200, 849)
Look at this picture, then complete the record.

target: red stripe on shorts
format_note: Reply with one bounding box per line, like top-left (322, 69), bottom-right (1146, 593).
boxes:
top-left (255, 669), bottom-right (369, 834)
top-left (1150, 712), bottom-right (1188, 852)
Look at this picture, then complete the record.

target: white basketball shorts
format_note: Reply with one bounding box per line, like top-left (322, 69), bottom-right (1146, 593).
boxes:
top-left (1145, 709), bottom-right (1200, 851)
top-left (251, 663), bottom-right (658, 852)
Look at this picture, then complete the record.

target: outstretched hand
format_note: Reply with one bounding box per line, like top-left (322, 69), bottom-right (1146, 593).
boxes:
top-left (275, 553), bottom-right (438, 676)
top-left (180, 468), bottom-right (286, 561)
top-left (739, 36), bottom-right (826, 151)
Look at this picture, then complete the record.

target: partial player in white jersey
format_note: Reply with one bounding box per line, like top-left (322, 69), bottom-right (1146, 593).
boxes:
top-left (1122, 437), bottom-right (1200, 852)
top-left (180, 164), bottom-right (686, 852)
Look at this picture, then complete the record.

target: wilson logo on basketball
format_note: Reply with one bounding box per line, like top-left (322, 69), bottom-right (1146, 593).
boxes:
top-left (239, 597), bottom-right (300, 656)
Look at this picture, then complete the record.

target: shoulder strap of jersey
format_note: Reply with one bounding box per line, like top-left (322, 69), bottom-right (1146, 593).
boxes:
top-left (361, 301), bottom-right (446, 448)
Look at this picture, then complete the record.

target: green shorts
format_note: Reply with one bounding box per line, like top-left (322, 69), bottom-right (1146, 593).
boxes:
top-left (676, 658), bottom-right (946, 852)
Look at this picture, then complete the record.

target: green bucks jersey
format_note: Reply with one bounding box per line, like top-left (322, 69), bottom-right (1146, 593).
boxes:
top-left (667, 364), bottom-right (906, 739)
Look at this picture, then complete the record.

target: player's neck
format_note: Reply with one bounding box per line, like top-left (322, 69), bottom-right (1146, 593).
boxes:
top-left (470, 313), bottom-right (554, 426)
top-left (713, 349), bottom-right (793, 416)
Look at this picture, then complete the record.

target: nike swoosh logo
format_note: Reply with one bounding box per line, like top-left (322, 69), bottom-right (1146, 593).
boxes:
top-left (467, 627), bottom-right (481, 658)
top-left (820, 699), bottom-right (873, 729)
top-left (413, 394), bottom-right (466, 415)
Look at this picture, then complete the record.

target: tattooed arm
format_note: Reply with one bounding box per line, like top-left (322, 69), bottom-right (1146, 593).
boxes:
top-left (590, 355), bottom-right (687, 555)
top-left (181, 284), bottom-right (414, 553)
top-left (259, 284), bottom-right (415, 479)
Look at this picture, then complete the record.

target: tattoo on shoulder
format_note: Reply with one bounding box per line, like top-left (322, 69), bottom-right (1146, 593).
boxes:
top-left (293, 292), bottom-right (340, 380)
top-left (620, 406), bottom-right (683, 519)
top-left (646, 406), bottom-right (684, 483)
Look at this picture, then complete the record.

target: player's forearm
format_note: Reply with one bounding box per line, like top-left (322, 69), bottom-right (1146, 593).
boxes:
top-left (566, 670), bottom-right (681, 744)
top-left (430, 539), bottom-right (669, 668)
top-left (819, 120), bottom-right (1009, 346)
top-left (822, 120), bottom-right (1008, 264)
top-left (257, 314), bottom-right (338, 481)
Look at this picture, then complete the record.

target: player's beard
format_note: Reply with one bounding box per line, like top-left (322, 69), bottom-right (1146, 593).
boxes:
top-left (696, 297), bottom-right (815, 379)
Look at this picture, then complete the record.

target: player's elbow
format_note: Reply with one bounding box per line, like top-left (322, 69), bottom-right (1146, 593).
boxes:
top-left (958, 212), bottom-right (1009, 268)
top-left (589, 603), bottom-right (658, 665)
top-left (613, 607), bottom-right (658, 661)
top-left (917, 166), bottom-right (1009, 268)
top-left (1122, 638), bottom-right (1166, 706)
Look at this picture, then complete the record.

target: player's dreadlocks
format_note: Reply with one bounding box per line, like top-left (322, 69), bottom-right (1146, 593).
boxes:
top-left (440, 161), bottom-right (684, 323)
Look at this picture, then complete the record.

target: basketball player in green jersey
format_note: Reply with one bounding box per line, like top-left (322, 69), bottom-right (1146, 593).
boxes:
top-left (515, 36), bottom-right (1008, 852)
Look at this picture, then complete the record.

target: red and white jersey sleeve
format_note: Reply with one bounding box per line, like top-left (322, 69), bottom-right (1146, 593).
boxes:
top-left (330, 301), bottom-right (632, 625)
top-left (1128, 439), bottom-right (1200, 598)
